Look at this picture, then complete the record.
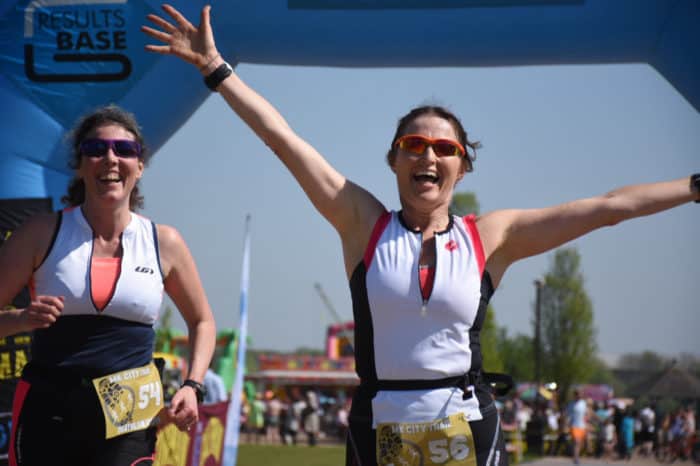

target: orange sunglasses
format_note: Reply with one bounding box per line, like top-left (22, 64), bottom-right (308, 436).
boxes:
top-left (394, 134), bottom-right (466, 158)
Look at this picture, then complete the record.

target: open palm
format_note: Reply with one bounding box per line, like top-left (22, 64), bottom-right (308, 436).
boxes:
top-left (142, 4), bottom-right (217, 69)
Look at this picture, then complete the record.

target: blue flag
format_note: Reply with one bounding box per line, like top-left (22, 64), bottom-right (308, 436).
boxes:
top-left (222, 215), bottom-right (251, 466)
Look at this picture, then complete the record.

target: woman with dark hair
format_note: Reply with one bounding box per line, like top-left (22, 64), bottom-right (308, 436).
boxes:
top-left (62, 104), bottom-right (150, 211)
top-left (0, 104), bottom-right (217, 466)
top-left (142, 5), bottom-right (699, 465)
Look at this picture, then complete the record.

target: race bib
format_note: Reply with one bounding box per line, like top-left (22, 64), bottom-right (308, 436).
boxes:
top-left (92, 361), bottom-right (163, 439)
top-left (377, 413), bottom-right (477, 466)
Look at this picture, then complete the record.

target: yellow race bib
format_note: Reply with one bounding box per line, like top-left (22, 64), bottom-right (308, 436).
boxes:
top-left (377, 413), bottom-right (477, 466)
top-left (92, 361), bottom-right (163, 439)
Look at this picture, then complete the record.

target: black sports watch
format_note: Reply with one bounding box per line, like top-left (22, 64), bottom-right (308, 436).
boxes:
top-left (204, 61), bottom-right (233, 91)
top-left (691, 173), bottom-right (700, 203)
top-left (181, 379), bottom-right (207, 403)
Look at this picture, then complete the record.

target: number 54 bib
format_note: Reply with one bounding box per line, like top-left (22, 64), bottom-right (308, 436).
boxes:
top-left (377, 413), bottom-right (477, 466)
top-left (92, 361), bottom-right (163, 439)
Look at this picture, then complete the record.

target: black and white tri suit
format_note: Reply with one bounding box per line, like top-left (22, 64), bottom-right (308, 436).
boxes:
top-left (10, 207), bottom-right (164, 466)
top-left (346, 210), bottom-right (508, 466)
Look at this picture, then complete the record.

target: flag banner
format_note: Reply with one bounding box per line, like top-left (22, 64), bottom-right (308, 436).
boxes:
top-left (222, 215), bottom-right (251, 466)
top-left (154, 400), bottom-right (228, 466)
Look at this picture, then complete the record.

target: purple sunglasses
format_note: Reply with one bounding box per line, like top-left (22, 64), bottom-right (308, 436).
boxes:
top-left (79, 138), bottom-right (142, 158)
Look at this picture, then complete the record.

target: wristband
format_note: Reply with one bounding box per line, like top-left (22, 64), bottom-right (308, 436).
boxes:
top-left (204, 62), bottom-right (233, 91)
top-left (181, 379), bottom-right (207, 403)
top-left (691, 173), bottom-right (700, 203)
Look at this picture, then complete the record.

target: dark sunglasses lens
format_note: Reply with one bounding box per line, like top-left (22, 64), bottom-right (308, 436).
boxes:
top-left (433, 141), bottom-right (461, 157)
top-left (80, 140), bottom-right (108, 157)
top-left (400, 137), bottom-right (428, 154)
top-left (113, 140), bottom-right (141, 157)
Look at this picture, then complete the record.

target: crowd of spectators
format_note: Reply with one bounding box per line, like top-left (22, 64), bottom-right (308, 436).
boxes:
top-left (207, 380), bottom-right (698, 461)
top-left (494, 392), bottom-right (698, 463)
top-left (237, 387), bottom-right (351, 447)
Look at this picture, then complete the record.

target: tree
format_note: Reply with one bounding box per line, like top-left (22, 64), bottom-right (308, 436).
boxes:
top-left (449, 191), bottom-right (480, 217)
top-left (449, 191), bottom-right (504, 373)
top-left (481, 308), bottom-right (504, 372)
top-left (618, 351), bottom-right (667, 372)
top-left (676, 353), bottom-right (700, 376)
top-left (587, 356), bottom-right (623, 394)
top-left (498, 330), bottom-right (535, 384)
top-left (155, 305), bottom-right (175, 353)
top-left (539, 248), bottom-right (597, 406)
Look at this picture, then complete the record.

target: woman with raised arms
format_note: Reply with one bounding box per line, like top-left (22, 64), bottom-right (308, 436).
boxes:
top-left (142, 5), bottom-right (699, 465)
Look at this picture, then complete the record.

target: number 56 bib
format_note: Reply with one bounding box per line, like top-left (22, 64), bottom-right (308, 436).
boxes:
top-left (377, 413), bottom-right (477, 466)
top-left (92, 361), bottom-right (163, 439)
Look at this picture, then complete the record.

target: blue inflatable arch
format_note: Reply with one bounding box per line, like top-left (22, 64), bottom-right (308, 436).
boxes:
top-left (0, 0), bottom-right (698, 209)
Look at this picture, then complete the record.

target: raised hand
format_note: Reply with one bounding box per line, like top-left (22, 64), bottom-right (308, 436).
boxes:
top-left (141, 4), bottom-right (218, 69)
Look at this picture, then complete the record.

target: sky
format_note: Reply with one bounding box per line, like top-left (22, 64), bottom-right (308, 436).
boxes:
top-left (140, 62), bottom-right (699, 360)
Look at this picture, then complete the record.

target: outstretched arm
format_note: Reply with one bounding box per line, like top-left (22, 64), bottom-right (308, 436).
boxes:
top-left (141, 5), bottom-right (384, 262)
top-left (479, 176), bottom-right (699, 287)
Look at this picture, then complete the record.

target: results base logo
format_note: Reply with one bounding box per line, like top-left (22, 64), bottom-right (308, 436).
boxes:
top-left (24, 0), bottom-right (132, 82)
top-left (0, 0), bottom-right (158, 127)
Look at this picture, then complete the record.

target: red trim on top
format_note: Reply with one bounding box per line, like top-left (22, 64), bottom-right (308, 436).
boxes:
top-left (63, 206), bottom-right (77, 212)
top-left (463, 214), bottom-right (485, 277)
top-left (419, 266), bottom-right (436, 300)
top-left (363, 211), bottom-right (391, 269)
top-left (9, 379), bottom-right (30, 466)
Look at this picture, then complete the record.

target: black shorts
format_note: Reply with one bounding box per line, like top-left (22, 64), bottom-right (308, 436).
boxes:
top-left (345, 391), bottom-right (508, 466)
top-left (10, 366), bottom-right (157, 466)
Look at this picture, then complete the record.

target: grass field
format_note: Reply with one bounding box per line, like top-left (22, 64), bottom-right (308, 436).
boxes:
top-left (238, 444), bottom-right (345, 466)
top-left (236, 443), bottom-right (539, 465)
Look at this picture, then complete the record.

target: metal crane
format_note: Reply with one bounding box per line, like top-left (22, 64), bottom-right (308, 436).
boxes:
top-left (314, 282), bottom-right (345, 325)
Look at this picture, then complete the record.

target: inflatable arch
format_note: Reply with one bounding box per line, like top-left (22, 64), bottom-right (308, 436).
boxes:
top-left (1, 1), bottom-right (697, 459)
top-left (0, 0), bottom-right (698, 209)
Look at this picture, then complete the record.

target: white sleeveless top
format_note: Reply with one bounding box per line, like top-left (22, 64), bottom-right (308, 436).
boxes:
top-left (352, 211), bottom-right (492, 426)
top-left (32, 207), bottom-right (164, 325)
